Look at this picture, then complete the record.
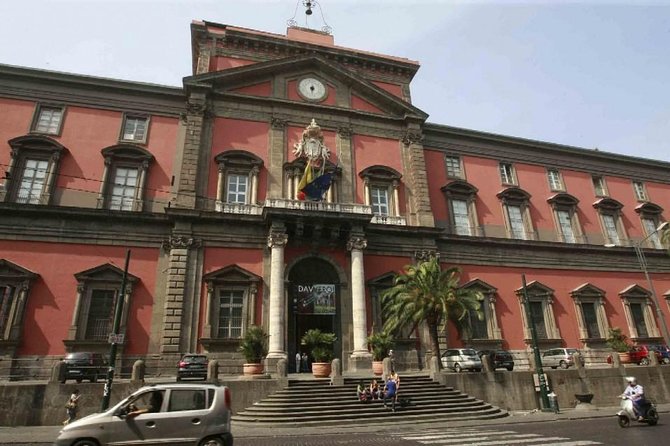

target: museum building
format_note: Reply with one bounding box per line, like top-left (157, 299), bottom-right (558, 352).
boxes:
top-left (0, 19), bottom-right (669, 378)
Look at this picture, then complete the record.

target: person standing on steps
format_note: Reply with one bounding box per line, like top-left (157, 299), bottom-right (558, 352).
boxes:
top-left (295, 352), bottom-right (301, 373)
top-left (383, 374), bottom-right (398, 412)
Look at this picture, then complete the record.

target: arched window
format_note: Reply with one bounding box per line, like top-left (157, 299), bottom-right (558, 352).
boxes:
top-left (441, 180), bottom-right (480, 236)
top-left (214, 150), bottom-right (263, 213)
top-left (284, 158), bottom-right (341, 202)
top-left (2, 135), bottom-right (67, 205)
top-left (497, 187), bottom-right (535, 240)
top-left (97, 144), bottom-right (154, 212)
top-left (547, 192), bottom-right (583, 243)
top-left (359, 165), bottom-right (404, 225)
top-left (635, 202), bottom-right (665, 249)
top-left (593, 197), bottom-right (628, 246)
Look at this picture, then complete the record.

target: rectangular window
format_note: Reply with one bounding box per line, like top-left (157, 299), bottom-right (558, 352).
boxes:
top-left (630, 303), bottom-right (649, 338)
top-left (109, 167), bottom-right (138, 211)
top-left (121, 116), bottom-right (148, 142)
top-left (642, 218), bottom-right (662, 249)
top-left (469, 308), bottom-right (488, 339)
top-left (226, 174), bottom-right (248, 204)
top-left (218, 289), bottom-right (244, 339)
top-left (16, 158), bottom-right (48, 204)
top-left (451, 199), bottom-right (472, 235)
top-left (168, 389), bottom-right (207, 412)
top-left (592, 176), bottom-right (607, 196)
top-left (0, 286), bottom-right (16, 339)
top-left (499, 163), bottom-right (515, 185)
top-left (633, 181), bottom-right (647, 201)
top-left (547, 169), bottom-right (563, 191)
top-left (529, 301), bottom-right (548, 339)
top-left (582, 302), bottom-right (600, 338)
top-left (602, 214), bottom-right (621, 245)
top-left (370, 186), bottom-right (389, 216)
top-left (445, 156), bottom-right (462, 178)
top-left (506, 204), bottom-right (526, 239)
top-left (557, 210), bottom-right (576, 243)
top-left (33, 106), bottom-right (63, 134)
top-left (85, 289), bottom-right (115, 341)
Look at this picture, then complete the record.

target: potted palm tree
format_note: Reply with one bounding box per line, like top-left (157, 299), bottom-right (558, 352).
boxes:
top-left (301, 328), bottom-right (336, 378)
top-left (239, 325), bottom-right (269, 375)
top-left (606, 327), bottom-right (631, 364)
top-left (367, 331), bottom-right (394, 375)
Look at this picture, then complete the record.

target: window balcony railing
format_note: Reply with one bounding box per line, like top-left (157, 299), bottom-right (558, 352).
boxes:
top-left (371, 214), bottom-right (407, 226)
top-left (215, 201), bottom-right (263, 215)
top-left (85, 318), bottom-right (111, 341)
top-left (264, 198), bottom-right (373, 215)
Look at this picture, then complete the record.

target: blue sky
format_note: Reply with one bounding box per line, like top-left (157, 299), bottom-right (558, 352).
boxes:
top-left (1, 0), bottom-right (668, 161)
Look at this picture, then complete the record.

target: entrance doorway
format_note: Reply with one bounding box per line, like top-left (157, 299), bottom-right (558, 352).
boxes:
top-left (288, 257), bottom-right (341, 373)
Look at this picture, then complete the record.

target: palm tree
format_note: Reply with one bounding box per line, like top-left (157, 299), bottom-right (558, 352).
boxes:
top-left (380, 256), bottom-right (483, 368)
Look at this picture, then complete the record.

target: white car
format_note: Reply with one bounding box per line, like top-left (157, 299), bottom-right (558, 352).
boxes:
top-left (54, 383), bottom-right (233, 446)
top-left (441, 348), bottom-right (483, 372)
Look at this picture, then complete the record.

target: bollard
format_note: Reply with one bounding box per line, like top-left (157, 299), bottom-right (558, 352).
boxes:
top-left (548, 391), bottom-right (559, 413)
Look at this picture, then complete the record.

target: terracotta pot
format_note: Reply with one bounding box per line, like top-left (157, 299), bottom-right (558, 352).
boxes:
top-left (243, 363), bottom-right (264, 375)
top-left (311, 362), bottom-right (331, 378)
top-left (372, 360), bottom-right (384, 376)
top-left (617, 352), bottom-right (631, 364)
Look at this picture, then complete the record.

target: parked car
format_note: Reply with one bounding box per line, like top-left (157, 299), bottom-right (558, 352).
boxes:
top-left (477, 349), bottom-right (515, 371)
top-left (55, 382), bottom-right (233, 446)
top-left (60, 352), bottom-right (107, 383)
top-left (177, 354), bottom-right (209, 381)
top-left (541, 348), bottom-right (584, 369)
top-left (629, 344), bottom-right (670, 365)
top-left (441, 348), bottom-right (482, 372)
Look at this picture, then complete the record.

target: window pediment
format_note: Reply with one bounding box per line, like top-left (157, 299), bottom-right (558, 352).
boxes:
top-left (496, 187), bottom-right (531, 204)
top-left (74, 264), bottom-right (139, 284)
top-left (635, 202), bottom-right (663, 215)
top-left (593, 197), bottom-right (623, 211)
top-left (0, 259), bottom-right (38, 282)
top-left (441, 180), bottom-right (478, 197)
top-left (101, 144), bottom-right (154, 162)
top-left (359, 165), bottom-right (401, 182)
top-left (515, 280), bottom-right (554, 299)
top-left (367, 271), bottom-right (396, 287)
top-left (619, 284), bottom-right (651, 299)
top-left (547, 192), bottom-right (579, 207)
top-left (570, 283), bottom-right (605, 299)
top-left (214, 150), bottom-right (263, 169)
top-left (8, 134), bottom-right (67, 157)
top-left (461, 278), bottom-right (497, 296)
top-left (203, 264), bottom-right (260, 285)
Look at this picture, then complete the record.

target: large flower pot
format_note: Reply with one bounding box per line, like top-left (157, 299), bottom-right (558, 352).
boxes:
top-left (311, 362), bottom-right (331, 378)
top-left (243, 363), bottom-right (264, 375)
top-left (372, 361), bottom-right (384, 376)
top-left (617, 352), bottom-right (631, 364)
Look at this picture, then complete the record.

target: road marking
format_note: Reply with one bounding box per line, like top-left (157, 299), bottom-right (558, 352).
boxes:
top-left (390, 427), bottom-right (603, 446)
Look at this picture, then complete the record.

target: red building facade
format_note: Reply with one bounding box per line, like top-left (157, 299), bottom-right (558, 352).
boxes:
top-left (0, 21), bottom-right (669, 378)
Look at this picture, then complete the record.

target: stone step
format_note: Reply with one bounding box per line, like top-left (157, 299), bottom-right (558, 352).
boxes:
top-left (240, 398), bottom-right (486, 414)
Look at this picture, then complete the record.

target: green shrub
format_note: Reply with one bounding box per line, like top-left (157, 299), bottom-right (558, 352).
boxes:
top-left (301, 329), bottom-right (336, 363)
top-left (239, 325), bottom-right (269, 363)
top-left (367, 331), bottom-right (394, 361)
top-left (606, 327), bottom-right (630, 353)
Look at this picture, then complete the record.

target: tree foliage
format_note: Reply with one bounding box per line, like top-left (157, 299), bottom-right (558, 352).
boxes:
top-left (380, 256), bottom-right (483, 367)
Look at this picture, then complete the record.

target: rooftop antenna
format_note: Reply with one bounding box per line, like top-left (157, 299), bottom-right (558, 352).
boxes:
top-left (287, 0), bottom-right (332, 35)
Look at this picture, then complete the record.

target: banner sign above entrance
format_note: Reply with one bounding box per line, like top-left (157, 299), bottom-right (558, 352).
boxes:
top-left (295, 284), bottom-right (336, 315)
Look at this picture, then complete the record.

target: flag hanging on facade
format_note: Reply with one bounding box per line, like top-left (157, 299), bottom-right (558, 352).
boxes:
top-left (301, 171), bottom-right (333, 201)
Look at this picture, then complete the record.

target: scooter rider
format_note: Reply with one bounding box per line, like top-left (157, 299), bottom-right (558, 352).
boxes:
top-left (623, 376), bottom-right (645, 420)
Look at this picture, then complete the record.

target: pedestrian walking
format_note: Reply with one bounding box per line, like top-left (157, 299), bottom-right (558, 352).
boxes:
top-left (63, 389), bottom-right (80, 425)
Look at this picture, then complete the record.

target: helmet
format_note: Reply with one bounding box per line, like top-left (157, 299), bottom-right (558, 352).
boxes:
top-left (625, 376), bottom-right (637, 384)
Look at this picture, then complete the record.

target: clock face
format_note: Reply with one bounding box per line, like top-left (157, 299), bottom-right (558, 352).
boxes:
top-left (298, 77), bottom-right (327, 101)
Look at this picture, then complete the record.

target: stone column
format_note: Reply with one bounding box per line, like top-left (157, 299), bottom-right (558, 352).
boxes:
top-left (96, 158), bottom-right (111, 209)
top-left (348, 234), bottom-right (372, 371)
top-left (401, 129), bottom-right (435, 227)
top-left (174, 93), bottom-right (209, 209)
top-left (265, 227), bottom-right (288, 370)
top-left (250, 166), bottom-right (259, 205)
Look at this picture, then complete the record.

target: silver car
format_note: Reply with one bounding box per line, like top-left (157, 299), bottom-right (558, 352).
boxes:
top-left (541, 348), bottom-right (584, 369)
top-left (441, 348), bottom-right (483, 372)
top-left (54, 383), bottom-right (233, 446)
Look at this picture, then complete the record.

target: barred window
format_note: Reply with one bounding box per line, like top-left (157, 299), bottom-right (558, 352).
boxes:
top-left (84, 289), bottom-right (115, 341)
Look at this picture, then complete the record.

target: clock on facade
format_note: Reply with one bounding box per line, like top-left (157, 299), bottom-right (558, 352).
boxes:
top-left (298, 77), bottom-right (327, 101)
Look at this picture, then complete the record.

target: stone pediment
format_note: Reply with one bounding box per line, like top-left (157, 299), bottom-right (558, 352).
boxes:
top-left (514, 280), bottom-right (554, 298)
top-left (202, 265), bottom-right (261, 284)
top-left (183, 55), bottom-right (427, 121)
top-left (74, 264), bottom-right (139, 284)
top-left (619, 284), bottom-right (651, 299)
top-left (0, 259), bottom-right (38, 281)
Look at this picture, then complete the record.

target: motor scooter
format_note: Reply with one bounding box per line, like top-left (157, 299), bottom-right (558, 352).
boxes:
top-left (617, 394), bottom-right (659, 427)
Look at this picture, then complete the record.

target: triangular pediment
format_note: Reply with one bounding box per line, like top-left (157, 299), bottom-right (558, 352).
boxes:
top-left (514, 280), bottom-right (554, 297)
top-left (619, 284), bottom-right (651, 299)
top-left (367, 271), bottom-right (396, 287)
top-left (0, 259), bottom-right (38, 280)
top-left (462, 278), bottom-right (497, 295)
top-left (184, 55), bottom-right (427, 121)
top-left (203, 265), bottom-right (261, 284)
top-left (74, 264), bottom-right (139, 284)
top-left (570, 283), bottom-right (606, 297)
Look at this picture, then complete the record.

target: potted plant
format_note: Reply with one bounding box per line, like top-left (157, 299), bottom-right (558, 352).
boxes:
top-left (239, 325), bottom-right (269, 375)
top-left (606, 327), bottom-right (631, 364)
top-left (367, 331), bottom-right (394, 375)
top-left (301, 328), bottom-right (336, 378)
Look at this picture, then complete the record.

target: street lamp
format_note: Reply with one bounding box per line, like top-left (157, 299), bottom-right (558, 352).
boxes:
top-left (633, 221), bottom-right (670, 347)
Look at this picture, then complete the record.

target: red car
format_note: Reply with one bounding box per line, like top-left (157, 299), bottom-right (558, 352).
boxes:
top-left (629, 345), bottom-right (670, 365)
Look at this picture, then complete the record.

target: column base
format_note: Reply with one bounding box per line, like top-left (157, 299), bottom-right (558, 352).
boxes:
top-left (264, 353), bottom-right (287, 377)
top-left (348, 353), bottom-right (372, 372)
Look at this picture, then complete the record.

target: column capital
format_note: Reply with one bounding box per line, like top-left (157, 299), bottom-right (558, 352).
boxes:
top-left (267, 231), bottom-right (288, 248)
top-left (347, 235), bottom-right (367, 251)
top-left (271, 117), bottom-right (287, 130)
top-left (162, 235), bottom-right (200, 251)
top-left (414, 249), bottom-right (439, 262)
top-left (401, 129), bottom-right (424, 146)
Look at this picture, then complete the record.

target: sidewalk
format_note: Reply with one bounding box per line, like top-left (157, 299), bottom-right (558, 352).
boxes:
top-left (0, 403), bottom-right (668, 444)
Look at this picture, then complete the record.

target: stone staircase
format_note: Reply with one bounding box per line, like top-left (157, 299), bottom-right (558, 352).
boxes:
top-left (232, 374), bottom-right (508, 426)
